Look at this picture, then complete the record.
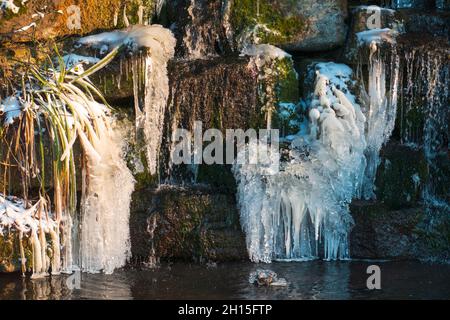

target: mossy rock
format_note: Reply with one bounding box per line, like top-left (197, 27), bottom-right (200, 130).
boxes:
top-left (271, 56), bottom-right (300, 136)
top-left (350, 200), bottom-right (425, 259)
top-left (230, 0), bottom-right (348, 52)
top-left (129, 186), bottom-right (248, 264)
top-left (350, 199), bottom-right (450, 262)
top-left (0, 0), bottom-right (155, 43)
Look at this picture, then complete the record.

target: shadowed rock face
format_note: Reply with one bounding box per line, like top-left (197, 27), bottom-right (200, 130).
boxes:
top-left (166, 0), bottom-right (233, 58)
top-left (350, 201), bottom-right (425, 259)
top-left (129, 186), bottom-right (248, 264)
top-left (350, 200), bottom-right (450, 262)
top-left (159, 55), bottom-right (263, 182)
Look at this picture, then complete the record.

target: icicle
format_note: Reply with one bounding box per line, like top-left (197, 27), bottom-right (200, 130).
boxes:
top-left (359, 39), bottom-right (400, 200)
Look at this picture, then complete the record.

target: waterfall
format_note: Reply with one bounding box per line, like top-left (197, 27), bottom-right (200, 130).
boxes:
top-left (234, 60), bottom-right (367, 262)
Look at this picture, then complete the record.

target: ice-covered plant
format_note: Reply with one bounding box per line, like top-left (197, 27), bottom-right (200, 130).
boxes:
top-left (0, 45), bottom-right (119, 276)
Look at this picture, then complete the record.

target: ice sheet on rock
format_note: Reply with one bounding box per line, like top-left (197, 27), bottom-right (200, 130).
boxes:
top-left (358, 40), bottom-right (400, 199)
top-left (78, 25), bottom-right (176, 57)
top-left (357, 28), bottom-right (398, 46)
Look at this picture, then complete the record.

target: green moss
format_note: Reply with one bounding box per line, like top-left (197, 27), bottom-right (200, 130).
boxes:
top-left (230, 0), bottom-right (307, 45)
top-left (125, 0), bottom-right (155, 26)
top-left (275, 58), bottom-right (299, 103)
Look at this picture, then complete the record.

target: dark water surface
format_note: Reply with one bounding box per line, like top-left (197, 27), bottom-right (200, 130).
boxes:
top-left (0, 261), bottom-right (449, 300)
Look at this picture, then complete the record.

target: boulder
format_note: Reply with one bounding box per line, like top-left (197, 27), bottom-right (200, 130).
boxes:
top-left (249, 269), bottom-right (287, 287)
top-left (129, 185), bottom-right (248, 264)
top-left (350, 200), bottom-right (450, 262)
top-left (350, 200), bottom-right (424, 259)
top-left (164, 0), bottom-right (348, 54)
top-left (229, 0), bottom-right (348, 52)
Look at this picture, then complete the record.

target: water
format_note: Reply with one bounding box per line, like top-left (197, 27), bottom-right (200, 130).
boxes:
top-left (0, 261), bottom-right (449, 300)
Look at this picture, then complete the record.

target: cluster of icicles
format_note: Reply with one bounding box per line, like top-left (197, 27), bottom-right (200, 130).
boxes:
top-left (233, 37), bottom-right (400, 262)
top-left (0, 25), bottom-right (176, 277)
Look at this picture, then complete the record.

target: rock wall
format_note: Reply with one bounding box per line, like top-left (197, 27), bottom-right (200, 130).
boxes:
top-left (1, 0), bottom-right (450, 270)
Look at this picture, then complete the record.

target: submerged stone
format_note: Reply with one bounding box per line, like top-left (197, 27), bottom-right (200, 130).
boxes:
top-left (249, 269), bottom-right (287, 287)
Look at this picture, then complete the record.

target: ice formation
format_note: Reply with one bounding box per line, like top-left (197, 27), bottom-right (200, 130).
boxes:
top-left (356, 29), bottom-right (400, 199)
top-left (233, 62), bottom-right (366, 262)
top-left (80, 114), bottom-right (135, 274)
top-left (79, 25), bottom-right (176, 176)
top-left (0, 195), bottom-right (59, 278)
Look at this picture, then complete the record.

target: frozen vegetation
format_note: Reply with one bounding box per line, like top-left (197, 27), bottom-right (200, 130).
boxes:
top-left (0, 24), bottom-right (176, 275)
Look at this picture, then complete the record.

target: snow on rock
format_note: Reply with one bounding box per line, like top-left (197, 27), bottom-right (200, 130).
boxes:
top-left (62, 54), bottom-right (100, 69)
top-left (241, 44), bottom-right (291, 68)
top-left (249, 269), bottom-right (287, 287)
top-left (0, 0), bottom-right (20, 14)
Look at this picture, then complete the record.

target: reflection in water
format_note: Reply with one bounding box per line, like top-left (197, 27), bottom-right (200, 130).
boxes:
top-left (0, 261), bottom-right (449, 300)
